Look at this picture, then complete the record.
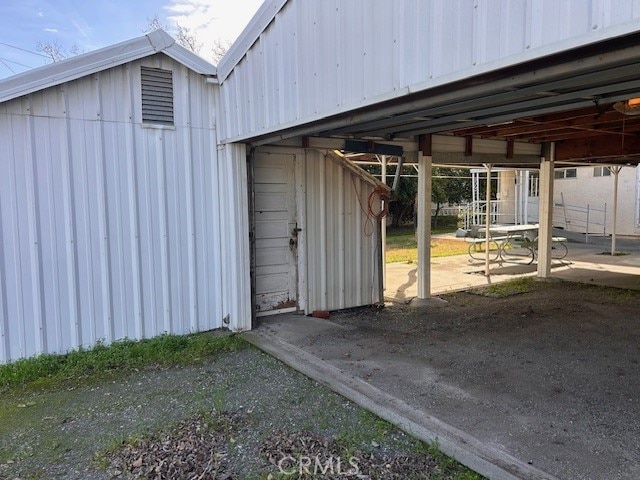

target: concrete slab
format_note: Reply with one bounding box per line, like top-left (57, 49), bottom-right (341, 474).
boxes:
top-left (244, 324), bottom-right (558, 480)
top-left (385, 236), bottom-right (640, 302)
top-left (252, 285), bottom-right (640, 480)
top-left (249, 234), bottom-right (640, 479)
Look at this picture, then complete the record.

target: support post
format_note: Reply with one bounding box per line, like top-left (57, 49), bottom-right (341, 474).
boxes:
top-left (381, 155), bottom-right (387, 289)
top-left (524, 171), bottom-right (530, 223)
top-left (537, 143), bottom-right (555, 279)
top-left (483, 164), bottom-right (493, 276)
top-left (610, 166), bottom-right (622, 255)
top-left (586, 205), bottom-right (590, 244)
top-left (417, 150), bottom-right (432, 299)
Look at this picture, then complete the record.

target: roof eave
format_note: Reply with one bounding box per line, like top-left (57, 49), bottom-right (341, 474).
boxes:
top-left (217, 0), bottom-right (288, 83)
top-left (0, 29), bottom-right (216, 104)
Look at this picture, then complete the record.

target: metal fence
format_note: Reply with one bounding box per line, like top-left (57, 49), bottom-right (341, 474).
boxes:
top-left (461, 200), bottom-right (514, 230)
top-left (460, 198), bottom-right (608, 242)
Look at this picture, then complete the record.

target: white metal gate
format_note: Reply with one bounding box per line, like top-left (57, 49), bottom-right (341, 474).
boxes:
top-left (253, 152), bottom-right (298, 315)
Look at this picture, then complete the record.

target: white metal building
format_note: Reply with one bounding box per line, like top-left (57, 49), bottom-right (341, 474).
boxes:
top-left (216, 0), bottom-right (640, 300)
top-left (495, 166), bottom-right (640, 236)
top-left (0, 31), bottom-right (249, 362)
top-left (3, 0), bottom-right (640, 362)
top-left (0, 28), bottom-right (386, 363)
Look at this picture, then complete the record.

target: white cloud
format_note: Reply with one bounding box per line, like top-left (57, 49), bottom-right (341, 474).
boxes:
top-left (71, 18), bottom-right (92, 38)
top-left (163, 0), bottom-right (262, 60)
top-left (43, 28), bottom-right (58, 33)
top-left (37, 10), bottom-right (44, 17)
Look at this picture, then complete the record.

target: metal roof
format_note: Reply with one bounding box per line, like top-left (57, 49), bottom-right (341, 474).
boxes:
top-left (216, 0), bottom-right (287, 83)
top-left (238, 31), bottom-right (640, 166)
top-left (0, 29), bottom-right (217, 105)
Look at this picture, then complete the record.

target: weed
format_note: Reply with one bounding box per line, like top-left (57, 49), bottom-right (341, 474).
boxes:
top-left (335, 410), bottom-right (396, 454)
top-left (412, 440), bottom-right (484, 479)
top-left (0, 332), bottom-right (246, 391)
top-left (599, 251), bottom-right (630, 256)
top-left (476, 277), bottom-right (536, 298)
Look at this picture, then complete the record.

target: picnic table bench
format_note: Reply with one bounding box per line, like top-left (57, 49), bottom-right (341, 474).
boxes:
top-left (466, 224), bottom-right (568, 264)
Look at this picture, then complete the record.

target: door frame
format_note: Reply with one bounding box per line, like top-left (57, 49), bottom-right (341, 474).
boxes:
top-left (250, 146), bottom-right (307, 320)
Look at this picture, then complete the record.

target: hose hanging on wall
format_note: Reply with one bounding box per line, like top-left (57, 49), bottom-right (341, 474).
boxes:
top-left (367, 186), bottom-right (390, 221)
top-left (352, 178), bottom-right (389, 237)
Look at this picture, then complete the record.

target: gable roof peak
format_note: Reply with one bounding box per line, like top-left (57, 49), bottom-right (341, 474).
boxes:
top-left (0, 29), bottom-right (216, 104)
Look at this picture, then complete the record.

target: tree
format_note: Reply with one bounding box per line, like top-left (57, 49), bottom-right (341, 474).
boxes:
top-left (36, 40), bottom-right (80, 63)
top-left (212, 38), bottom-right (231, 64)
top-left (176, 24), bottom-right (202, 54)
top-left (388, 173), bottom-right (417, 228)
top-left (37, 15), bottom-right (227, 67)
top-left (144, 14), bottom-right (225, 59)
top-left (381, 166), bottom-right (471, 229)
top-left (431, 167), bottom-right (472, 227)
top-left (143, 14), bottom-right (168, 33)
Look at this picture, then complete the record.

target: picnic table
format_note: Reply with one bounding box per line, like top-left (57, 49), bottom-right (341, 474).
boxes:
top-left (467, 224), bottom-right (568, 264)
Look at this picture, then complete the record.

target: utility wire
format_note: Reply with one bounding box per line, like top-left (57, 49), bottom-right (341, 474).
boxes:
top-left (0, 56), bottom-right (33, 69)
top-left (0, 58), bottom-right (15, 74)
top-left (0, 40), bottom-right (49, 58)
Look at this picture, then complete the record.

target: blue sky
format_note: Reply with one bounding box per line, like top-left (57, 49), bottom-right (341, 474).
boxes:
top-left (0, 0), bottom-right (263, 78)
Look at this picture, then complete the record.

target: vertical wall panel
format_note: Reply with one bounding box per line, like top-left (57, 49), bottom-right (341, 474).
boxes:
top-left (0, 54), bottom-right (234, 363)
top-left (219, 0), bottom-right (640, 143)
top-left (301, 149), bottom-right (380, 313)
top-left (216, 143), bottom-right (251, 330)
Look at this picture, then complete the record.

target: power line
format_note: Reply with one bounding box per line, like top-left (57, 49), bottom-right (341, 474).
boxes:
top-left (0, 41), bottom-right (49, 59)
top-left (0, 56), bottom-right (34, 69)
top-left (0, 58), bottom-right (15, 74)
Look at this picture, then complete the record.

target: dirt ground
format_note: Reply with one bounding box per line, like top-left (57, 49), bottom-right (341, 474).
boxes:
top-left (259, 279), bottom-right (640, 480)
top-left (0, 343), bottom-right (478, 479)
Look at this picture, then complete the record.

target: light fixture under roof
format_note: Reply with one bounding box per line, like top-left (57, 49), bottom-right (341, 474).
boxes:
top-left (613, 98), bottom-right (640, 115)
top-left (486, 120), bottom-right (515, 128)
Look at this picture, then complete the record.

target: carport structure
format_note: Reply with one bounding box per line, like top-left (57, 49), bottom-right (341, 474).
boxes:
top-left (218, 0), bottom-right (640, 309)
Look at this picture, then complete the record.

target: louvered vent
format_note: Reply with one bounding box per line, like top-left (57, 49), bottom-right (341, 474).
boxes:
top-left (141, 67), bottom-right (174, 125)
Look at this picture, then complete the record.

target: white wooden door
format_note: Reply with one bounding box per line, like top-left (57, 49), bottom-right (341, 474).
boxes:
top-left (253, 152), bottom-right (298, 315)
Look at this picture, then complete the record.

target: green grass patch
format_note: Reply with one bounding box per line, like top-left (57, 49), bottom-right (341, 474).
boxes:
top-left (0, 332), bottom-right (246, 391)
top-left (599, 251), bottom-right (630, 256)
top-left (431, 215), bottom-right (461, 234)
top-left (386, 227), bottom-right (469, 263)
top-left (474, 277), bottom-right (536, 298)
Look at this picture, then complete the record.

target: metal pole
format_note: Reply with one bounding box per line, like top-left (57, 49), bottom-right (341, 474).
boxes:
top-left (537, 143), bottom-right (555, 279)
top-left (484, 164), bottom-right (493, 277)
top-left (513, 170), bottom-right (522, 225)
top-left (381, 155), bottom-right (387, 289)
top-left (524, 170), bottom-right (530, 223)
top-left (603, 202), bottom-right (607, 237)
top-left (585, 204), bottom-right (590, 244)
top-left (611, 166), bottom-right (622, 255)
top-left (417, 151), bottom-right (432, 299)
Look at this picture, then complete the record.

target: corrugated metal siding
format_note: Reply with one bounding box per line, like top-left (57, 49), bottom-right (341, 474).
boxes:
top-left (302, 150), bottom-right (380, 312)
top-left (219, 0), bottom-right (640, 142)
top-left (0, 54), bottom-right (245, 363)
top-left (216, 143), bottom-right (252, 330)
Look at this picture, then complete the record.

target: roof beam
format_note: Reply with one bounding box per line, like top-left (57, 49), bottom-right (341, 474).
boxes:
top-left (555, 133), bottom-right (640, 161)
top-left (526, 125), bottom-right (640, 142)
top-left (326, 62), bottom-right (640, 137)
top-left (431, 152), bottom-right (541, 166)
top-left (367, 78), bottom-right (640, 137)
top-left (462, 111), bottom-right (634, 139)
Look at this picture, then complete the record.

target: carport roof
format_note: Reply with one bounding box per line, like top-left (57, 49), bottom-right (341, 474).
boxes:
top-left (261, 32), bottom-right (640, 166)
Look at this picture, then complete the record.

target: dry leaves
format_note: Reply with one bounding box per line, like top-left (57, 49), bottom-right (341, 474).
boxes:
top-left (107, 410), bottom-right (239, 479)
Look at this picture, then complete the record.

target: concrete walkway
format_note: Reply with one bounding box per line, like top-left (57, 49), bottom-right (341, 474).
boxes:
top-left (385, 235), bottom-right (640, 301)
top-left (244, 234), bottom-right (640, 480)
top-left (244, 319), bottom-right (559, 480)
